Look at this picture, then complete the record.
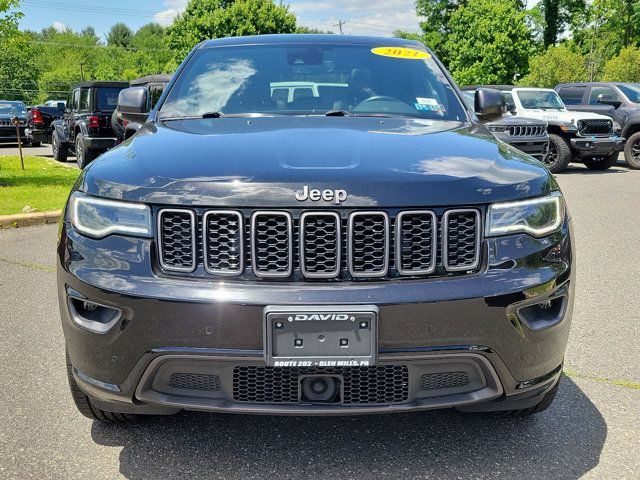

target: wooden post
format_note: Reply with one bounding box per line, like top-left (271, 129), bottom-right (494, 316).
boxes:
top-left (11, 116), bottom-right (24, 170)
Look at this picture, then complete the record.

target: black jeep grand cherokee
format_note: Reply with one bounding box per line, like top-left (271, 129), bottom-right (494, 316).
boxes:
top-left (58, 35), bottom-right (573, 421)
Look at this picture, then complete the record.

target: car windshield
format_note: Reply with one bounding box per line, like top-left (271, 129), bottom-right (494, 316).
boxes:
top-left (159, 43), bottom-right (467, 121)
top-left (97, 87), bottom-right (124, 112)
top-left (517, 90), bottom-right (565, 110)
top-left (0, 102), bottom-right (26, 116)
top-left (618, 84), bottom-right (640, 103)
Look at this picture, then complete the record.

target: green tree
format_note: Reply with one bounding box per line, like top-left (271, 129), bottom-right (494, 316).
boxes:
top-left (602, 45), bottom-right (640, 81)
top-left (534, 0), bottom-right (586, 48)
top-left (107, 22), bottom-right (133, 48)
top-left (167, 0), bottom-right (296, 61)
top-left (444, 0), bottom-right (532, 85)
top-left (518, 45), bottom-right (587, 87)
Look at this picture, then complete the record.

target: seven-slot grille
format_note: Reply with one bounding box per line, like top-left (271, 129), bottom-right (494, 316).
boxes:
top-left (508, 125), bottom-right (546, 137)
top-left (577, 119), bottom-right (613, 136)
top-left (157, 208), bottom-right (482, 278)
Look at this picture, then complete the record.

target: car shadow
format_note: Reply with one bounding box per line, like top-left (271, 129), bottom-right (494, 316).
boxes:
top-left (91, 377), bottom-right (606, 479)
top-left (556, 161), bottom-right (629, 175)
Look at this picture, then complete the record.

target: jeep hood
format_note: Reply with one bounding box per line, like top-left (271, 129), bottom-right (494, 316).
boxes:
top-left (81, 117), bottom-right (556, 207)
top-left (524, 109), bottom-right (611, 123)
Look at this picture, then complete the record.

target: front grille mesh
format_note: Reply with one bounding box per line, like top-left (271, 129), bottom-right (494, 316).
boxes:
top-left (508, 125), bottom-right (546, 137)
top-left (158, 208), bottom-right (481, 279)
top-left (349, 213), bottom-right (388, 276)
top-left (252, 213), bottom-right (291, 276)
top-left (444, 210), bottom-right (480, 270)
top-left (300, 213), bottom-right (340, 277)
top-left (578, 119), bottom-right (613, 136)
top-left (168, 373), bottom-right (221, 391)
top-left (233, 365), bottom-right (409, 404)
top-left (397, 212), bottom-right (436, 274)
top-left (421, 371), bottom-right (470, 391)
top-left (204, 212), bottom-right (243, 274)
top-left (158, 210), bottom-right (195, 271)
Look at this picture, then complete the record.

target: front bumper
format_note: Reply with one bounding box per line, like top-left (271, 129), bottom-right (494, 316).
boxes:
top-left (58, 217), bottom-right (574, 415)
top-left (571, 136), bottom-right (624, 156)
top-left (0, 126), bottom-right (26, 142)
top-left (504, 138), bottom-right (549, 160)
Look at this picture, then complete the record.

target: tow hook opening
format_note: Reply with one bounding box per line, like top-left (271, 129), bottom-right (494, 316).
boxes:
top-left (67, 296), bottom-right (122, 334)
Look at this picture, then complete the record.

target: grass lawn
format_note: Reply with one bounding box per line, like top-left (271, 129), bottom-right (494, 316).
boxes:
top-left (0, 156), bottom-right (80, 215)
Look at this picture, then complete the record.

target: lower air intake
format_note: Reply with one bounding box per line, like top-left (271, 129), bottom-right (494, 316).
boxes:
top-left (420, 371), bottom-right (470, 391)
top-left (168, 373), bottom-right (221, 391)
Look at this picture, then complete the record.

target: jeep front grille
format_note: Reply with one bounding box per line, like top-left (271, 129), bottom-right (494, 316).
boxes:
top-left (157, 208), bottom-right (482, 279)
top-left (233, 365), bottom-right (409, 404)
top-left (578, 119), bottom-right (613, 136)
top-left (158, 209), bottom-right (196, 272)
top-left (508, 125), bottom-right (546, 137)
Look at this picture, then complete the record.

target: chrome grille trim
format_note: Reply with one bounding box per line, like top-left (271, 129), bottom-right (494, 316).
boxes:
top-left (157, 208), bottom-right (196, 273)
top-left (299, 211), bottom-right (341, 279)
top-left (347, 211), bottom-right (390, 278)
top-left (395, 210), bottom-right (437, 275)
top-left (250, 211), bottom-right (293, 278)
top-left (202, 210), bottom-right (244, 276)
top-left (442, 209), bottom-right (481, 272)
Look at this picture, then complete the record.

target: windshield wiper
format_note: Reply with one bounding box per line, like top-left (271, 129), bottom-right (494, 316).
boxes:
top-left (202, 111), bottom-right (225, 118)
top-left (324, 110), bottom-right (353, 117)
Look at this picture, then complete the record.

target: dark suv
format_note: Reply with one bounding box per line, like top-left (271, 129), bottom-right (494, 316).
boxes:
top-left (52, 81), bottom-right (129, 169)
top-left (58, 35), bottom-right (573, 422)
top-left (556, 82), bottom-right (640, 169)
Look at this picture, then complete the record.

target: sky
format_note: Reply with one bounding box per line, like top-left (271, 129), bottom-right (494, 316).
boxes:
top-left (18, 0), bottom-right (424, 40)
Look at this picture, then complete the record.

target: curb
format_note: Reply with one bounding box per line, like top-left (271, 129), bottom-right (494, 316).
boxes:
top-left (0, 210), bottom-right (62, 229)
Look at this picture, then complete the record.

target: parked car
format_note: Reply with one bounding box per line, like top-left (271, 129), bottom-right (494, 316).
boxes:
top-left (555, 82), bottom-right (640, 169)
top-left (0, 100), bottom-right (29, 145)
top-left (461, 89), bottom-right (549, 161)
top-left (112, 74), bottom-right (172, 140)
top-left (51, 80), bottom-right (129, 168)
top-left (464, 85), bottom-right (623, 172)
top-left (25, 102), bottom-right (65, 146)
top-left (59, 35), bottom-right (573, 422)
top-left (44, 99), bottom-right (66, 108)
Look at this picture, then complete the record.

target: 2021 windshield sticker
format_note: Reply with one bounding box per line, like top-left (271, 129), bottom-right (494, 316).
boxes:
top-left (371, 47), bottom-right (431, 59)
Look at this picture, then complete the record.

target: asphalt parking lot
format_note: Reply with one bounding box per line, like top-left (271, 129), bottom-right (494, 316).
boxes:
top-left (0, 161), bottom-right (639, 479)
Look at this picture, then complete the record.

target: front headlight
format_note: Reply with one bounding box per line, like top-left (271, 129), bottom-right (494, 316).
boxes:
top-left (69, 192), bottom-right (151, 239)
top-left (486, 193), bottom-right (565, 237)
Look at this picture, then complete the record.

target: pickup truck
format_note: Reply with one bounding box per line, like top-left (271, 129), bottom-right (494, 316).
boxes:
top-left (51, 81), bottom-right (129, 168)
top-left (26, 103), bottom-right (65, 145)
top-left (555, 82), bottom-right (640, 169)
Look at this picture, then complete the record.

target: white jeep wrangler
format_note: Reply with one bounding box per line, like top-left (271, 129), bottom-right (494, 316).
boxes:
top-left (505, 88), bottom-right (624, 172)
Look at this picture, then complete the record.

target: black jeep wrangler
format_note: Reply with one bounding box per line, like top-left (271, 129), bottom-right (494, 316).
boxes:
top-left (556, 82), bottom-right (640, 169)
top-left (52, 81), bottom-right (129, 168)
top-left (59, 35), bottom-right (573, 422)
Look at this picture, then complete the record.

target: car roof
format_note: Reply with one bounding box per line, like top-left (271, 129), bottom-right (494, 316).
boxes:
top-left (72, 81), bottom-right (130, 88)
top-left (556, 81), bottom-right (639, 87)
top-left (0, 100), bottom-right (26, 105)
top-left (201, 34), bottom-right (425, 50)
top-left (130, 75), bottom-right (173, 86)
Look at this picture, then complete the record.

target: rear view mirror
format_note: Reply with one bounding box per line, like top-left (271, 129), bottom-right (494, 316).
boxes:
top-left (118, 87), bottom-right (147, 114)
top-left (475, 88), bottom-right (505, 121)
top-left (597, 94), bottom-right (622, 109)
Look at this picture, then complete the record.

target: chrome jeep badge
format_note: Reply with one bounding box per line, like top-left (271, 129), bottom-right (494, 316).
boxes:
top-left (295, 186), bottom-right (347, 205)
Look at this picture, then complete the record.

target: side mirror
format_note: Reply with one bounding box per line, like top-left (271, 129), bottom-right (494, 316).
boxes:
top-left (57, 102), bottom-right (66, 112)
top-left (475, 88), bottom-right (505, 121)
top-left (597, 94), bottom-right (622, 108)
top-left (118, 87), bottom-right (148, 114)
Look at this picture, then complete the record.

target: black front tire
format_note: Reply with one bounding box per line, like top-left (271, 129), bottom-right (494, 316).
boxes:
top-left (52, 131), bottom-right (68, 162)
top-left (623, 131), bottom-right (640, 169)
top-left (583, 152), bottom-right (620, 170)
top-left (545, 134), bottom-right (572, 173)
top-left (66, 350), bottom-right (138, 422)
top-left (75, 134), bottom-right (97, 169)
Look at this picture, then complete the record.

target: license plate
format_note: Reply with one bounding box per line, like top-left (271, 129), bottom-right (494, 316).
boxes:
top-left (264, 306), bottom-right (378, 367)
